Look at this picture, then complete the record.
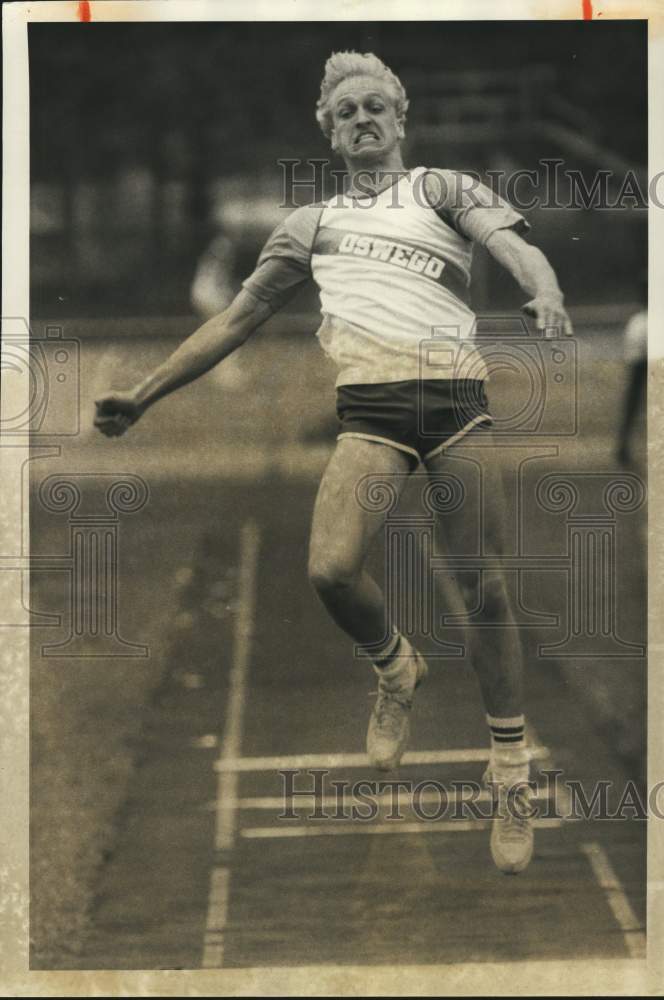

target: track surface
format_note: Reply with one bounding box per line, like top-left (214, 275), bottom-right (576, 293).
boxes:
top-left (49, 473), bottom-right (646, 973)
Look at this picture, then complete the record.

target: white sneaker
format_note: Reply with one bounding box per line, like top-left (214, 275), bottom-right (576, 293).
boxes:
top-left (483, 746), bottom-right (535, 875)
top-left (366, 649), bottom-right (428, 771)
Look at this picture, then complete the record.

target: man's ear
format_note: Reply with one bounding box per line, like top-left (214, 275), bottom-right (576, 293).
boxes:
top-left (330, 128), bottom-right (338, 151)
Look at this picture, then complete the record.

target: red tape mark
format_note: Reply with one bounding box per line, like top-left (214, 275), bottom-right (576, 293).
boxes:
top-left (582, 0), bottom-right (593, 18)
top-left (78, 1), bottom-right (91, 21)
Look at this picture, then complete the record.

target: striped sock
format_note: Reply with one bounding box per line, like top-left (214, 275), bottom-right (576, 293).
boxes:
top-left (362, 629), bottom-right (404, 672)
top-left (487, 713), bottom-right (526, 749)
top-left (372, 632), bottom-right (402, 670)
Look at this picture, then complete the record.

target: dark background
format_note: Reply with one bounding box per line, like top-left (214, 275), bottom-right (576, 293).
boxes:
top-left (29, 19), bottom-right (647, 318)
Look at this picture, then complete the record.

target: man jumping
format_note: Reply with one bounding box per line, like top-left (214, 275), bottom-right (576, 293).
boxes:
top-left (95, 52), bottom-right (572, 874)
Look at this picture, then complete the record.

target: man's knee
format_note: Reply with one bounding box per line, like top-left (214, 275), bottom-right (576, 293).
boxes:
top-left (308, 552), bottom-right (361, 597)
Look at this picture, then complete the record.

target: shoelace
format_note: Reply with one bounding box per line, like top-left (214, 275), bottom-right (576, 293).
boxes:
top-left (496, 787), bottom-right (534, 841)
top-left (368, 685), bottom-right (412, 733)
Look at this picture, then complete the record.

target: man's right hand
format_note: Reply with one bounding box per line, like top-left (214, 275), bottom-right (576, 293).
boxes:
top-left (94, 391), bottom-right (145, 437)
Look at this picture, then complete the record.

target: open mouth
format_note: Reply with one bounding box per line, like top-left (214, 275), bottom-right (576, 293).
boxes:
top-left (354, 131), bottom-right (379, 146)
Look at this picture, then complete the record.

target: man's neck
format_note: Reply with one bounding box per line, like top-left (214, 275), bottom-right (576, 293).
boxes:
top-left (344, 151), bottom-right (408, 198)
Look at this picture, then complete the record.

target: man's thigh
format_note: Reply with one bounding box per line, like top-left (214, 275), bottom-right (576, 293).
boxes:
top-left (309, 437), bottom-right (412, 573)
top-left (423, 427), bottom-right (511, 558)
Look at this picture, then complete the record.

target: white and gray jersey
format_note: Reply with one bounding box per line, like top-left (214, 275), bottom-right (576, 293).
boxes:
top-left (243, 167), bottom-right (529, 386)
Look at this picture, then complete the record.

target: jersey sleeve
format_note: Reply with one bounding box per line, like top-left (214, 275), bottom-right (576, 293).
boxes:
top-left (424, 169), bottom-right (530, 246)
top-left (242, 203), bottom-right (324, 310)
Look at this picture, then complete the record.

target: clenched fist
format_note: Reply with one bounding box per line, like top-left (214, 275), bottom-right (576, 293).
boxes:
top-left (522, 295), bottom-right (573, 338)
top-left (94, 391), bottom-right (145, 437)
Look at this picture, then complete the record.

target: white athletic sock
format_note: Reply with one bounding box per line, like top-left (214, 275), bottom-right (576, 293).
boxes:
top-left (486, 713), bottom-right (526, 751)
top-left (373, 635), bottom-right (414, 681)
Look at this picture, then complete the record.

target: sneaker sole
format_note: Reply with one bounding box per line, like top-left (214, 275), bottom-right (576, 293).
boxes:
top-left (490, 826), bottom-right (534, 875)
top-left (485, 764), bottom-right (534, 875)
top-left (369, 720), bottom-right (411, 772)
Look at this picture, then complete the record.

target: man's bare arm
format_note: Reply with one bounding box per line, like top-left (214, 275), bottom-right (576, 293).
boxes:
top-left (94, 288), bottom-right (274, 437)
top-left (485, 228), bottom-right (573, 337)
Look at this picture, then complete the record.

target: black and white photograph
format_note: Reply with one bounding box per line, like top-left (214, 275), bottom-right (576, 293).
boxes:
top-left (1, 0), bottom-right (661, 994)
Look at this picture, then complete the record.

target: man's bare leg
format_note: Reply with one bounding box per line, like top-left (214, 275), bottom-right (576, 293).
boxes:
top-left (425, 432), bottom-right (524, 718)
top-left (308, 436), bottom-right (411, 647)
top-left (308, 436), bottom-right (427, 770)
top-left (426, 431), bottom-right (533, 873)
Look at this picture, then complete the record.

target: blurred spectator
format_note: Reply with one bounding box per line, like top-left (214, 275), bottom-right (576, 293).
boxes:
top-left (617, 281), bottom-right (647, 467)
top-left (190, 231), bottom-right (249, 391)
top-left (190, 232), bottom-right (236, 318)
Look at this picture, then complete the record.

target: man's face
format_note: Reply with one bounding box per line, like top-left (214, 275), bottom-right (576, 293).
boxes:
top-left (328, 75), bottom-right (404, 163)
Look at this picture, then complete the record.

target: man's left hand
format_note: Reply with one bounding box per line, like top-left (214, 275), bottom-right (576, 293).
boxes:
top-left (522, 295), bottom-right (573, 338)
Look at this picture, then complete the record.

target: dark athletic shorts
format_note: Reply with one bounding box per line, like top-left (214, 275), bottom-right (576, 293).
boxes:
top-left (336, 379), bottom-right (492, 467)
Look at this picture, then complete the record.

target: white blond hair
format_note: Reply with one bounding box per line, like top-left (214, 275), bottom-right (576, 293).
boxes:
top-left (315, 51), bottom-right (409, 139)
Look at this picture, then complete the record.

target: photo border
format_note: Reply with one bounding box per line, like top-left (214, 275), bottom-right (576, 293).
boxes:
top-left (1, 1), bottom-right (660, 994)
